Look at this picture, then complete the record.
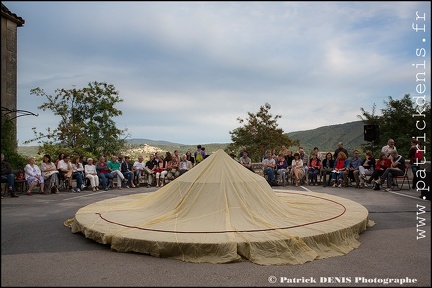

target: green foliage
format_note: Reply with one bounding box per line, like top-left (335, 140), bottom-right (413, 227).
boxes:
top-left (226, 103), bottom-right (299, 162)
top-left (25, 81), bottom-right (128, 158)
top-left (1, 114), bottom-right (27, 169)
top-left (358, 94), bottom-right (431, 159)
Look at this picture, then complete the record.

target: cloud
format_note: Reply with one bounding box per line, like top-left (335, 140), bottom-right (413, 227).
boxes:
top-left (4, 1), bottom-right (430, 146)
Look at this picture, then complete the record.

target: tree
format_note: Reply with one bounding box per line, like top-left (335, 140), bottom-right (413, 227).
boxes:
top-left (25, 81), bottom-right (128, 157)
top-left (1, 114), bottom-right (27, 169)
top-left (226, 103), bottom-right (299, 162)
top-left (358, 94), bottom-right (431, 159)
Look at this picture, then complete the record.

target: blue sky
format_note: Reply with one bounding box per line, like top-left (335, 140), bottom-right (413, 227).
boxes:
top-left (4, 1), bottom-right (430, 146)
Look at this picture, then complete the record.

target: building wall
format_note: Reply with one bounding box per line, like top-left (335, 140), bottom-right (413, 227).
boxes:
top-left (1, 4), bottom-right (24, 150)
top-left (1, 15), bottom-right (19, 117)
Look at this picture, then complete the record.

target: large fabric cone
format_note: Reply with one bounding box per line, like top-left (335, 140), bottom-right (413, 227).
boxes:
top-left (67, 149), bottom-right (371, 265)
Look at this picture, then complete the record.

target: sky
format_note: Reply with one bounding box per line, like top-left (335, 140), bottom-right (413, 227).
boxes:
top-left (4, 1), bottom-right (431, 146)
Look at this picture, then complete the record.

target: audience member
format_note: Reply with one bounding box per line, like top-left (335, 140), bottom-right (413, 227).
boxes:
top-left (368, 153), bottom-right (391, 190)
top-left (343, 149), bottom-right (362, 187)
top-left (313, 147), bottom-right (322, 161)
top-left (132, 155), bottom-right (147, 187)
top-left (171, 150), bottom-right (181, 178)
top-left (298, 148), bottom-right (309, 177)
top-left (154, 153), bottom-right (167, 187)
top-left (263, 150), bottom-right (276, 186)
top-left (84, 158), bottom-right (100, 191)
top-left (275, 154), bottom-right (288, 185)
top-left (120, 155), bottom-right (135, 188)
top-left (308, 152), bottom-right (321, 186)
top-left (381, 139), bottom-right (397, 158)
top-left (55, 153), bottom-right (65, 167)
top-left (239, 150), bottom-right (254, 173)
top-left (71, 156), bottom-right (84, 193)
top-left (178, 154), bottom-right (193, 176)
top-left (320, 152), bottom-right (334, 187)
top-left (194, 145), bottom-right (205, 165)
top-left (375, 149), bottom-right (405, 192)
top-left (186, 150), bottom-right (195, 166)
top-left (41, 154), bottom-right (60, 194)
top-left (96, 156), bottom-right (114, 191)
top-left (291, 152), bottom-right (305, 187)
top-left (331, 151), bottom-right (347, 188)
top-left (108, 155), bottom-right (126, 190)
top-left (1, 153), bottom-right (19, 197)
top-left (144, 154), bottom-right (156, 187)
top-left (334, 142), bottom-right (348, 160)
top-left (57, 154), bottom-right (74, 192)
top-left (358, 151), bottom-right (375, 188)
top-left (407, 139), bottom-right (422, 189)
top-left (24, 156), bottom-right (45, 195)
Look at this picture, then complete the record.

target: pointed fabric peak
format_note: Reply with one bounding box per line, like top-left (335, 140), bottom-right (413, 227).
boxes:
top-left (69, 149), bottom-right (370, 265)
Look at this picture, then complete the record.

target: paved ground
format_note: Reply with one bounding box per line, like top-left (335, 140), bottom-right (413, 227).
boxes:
top-left (1, 182), bottom-right (430, 287)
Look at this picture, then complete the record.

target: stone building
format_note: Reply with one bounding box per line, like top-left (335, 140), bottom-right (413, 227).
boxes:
top-left (1, 3), bottom-right (25, 149)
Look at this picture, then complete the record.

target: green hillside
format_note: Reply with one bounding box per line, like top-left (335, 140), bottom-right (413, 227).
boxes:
top-left (286, 121), bottom-right (367, 154)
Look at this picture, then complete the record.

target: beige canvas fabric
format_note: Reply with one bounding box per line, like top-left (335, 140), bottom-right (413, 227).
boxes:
top-left (66, 149), bottom-right (372, 265)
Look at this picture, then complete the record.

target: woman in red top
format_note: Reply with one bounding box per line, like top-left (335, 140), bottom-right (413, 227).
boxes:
top-left (367, 153), bottom-right (391, 187)
top-left (331, 152), bottom-right (347, 187)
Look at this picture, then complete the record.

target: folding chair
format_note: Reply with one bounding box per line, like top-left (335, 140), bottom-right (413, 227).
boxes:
top-left (394, 164), bottom-right (410, 191)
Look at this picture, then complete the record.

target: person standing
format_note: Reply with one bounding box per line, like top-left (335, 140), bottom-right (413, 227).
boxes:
top-left (382, 139), bottom-right (397, 158)
top-left (334, 142), bottom-right (349, 160)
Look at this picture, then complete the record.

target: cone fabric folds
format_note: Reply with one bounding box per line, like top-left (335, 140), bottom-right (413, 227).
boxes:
top-left (67, 149), bottom-right (371, 265)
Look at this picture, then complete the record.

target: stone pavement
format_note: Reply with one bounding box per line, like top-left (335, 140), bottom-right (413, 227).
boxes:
top-left (1, 183), bottom-right (430, 287)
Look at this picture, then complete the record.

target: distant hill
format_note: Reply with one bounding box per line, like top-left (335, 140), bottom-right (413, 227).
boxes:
top-left (19, 121), bottom-right (368, 156)
top-left (286, 120), bottom-right (366, 154)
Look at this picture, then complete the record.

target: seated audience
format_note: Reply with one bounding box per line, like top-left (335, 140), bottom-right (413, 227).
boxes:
top-left (41, 154), bottom-right (60, 194)
top-left (71, 156), bottom-right (84, 193)
top-left (291, 152), bottom-right (305, 187)
top-left (1, 153), bottom-right (19, 197)
top-left (263, 150), bottom-right (276, 186)
top-left (320, 152), bottom-right (334, 187)
top-left (239, 150), bottom-right (255, 173)
top-left (24, 156), bottom-right (45, 195)
top-left (343, 150), bottom-right (362, 187)
top-left (133, 155), bottom-right (148, 187)
top-left (331, 152), bottom-right (347, 188)
top-left (358, 151), bottom-right (375, 188)
top-left (375, 149), bottom-right (405, 192)
top-left (120, 155), bottom-right (135, 188)
top-left (96, 156), bottom-right (114, 191)
top-left (108, 155), bottom-right (126, 190)
top-left (308, 152), bottom-right (321, 186)
top-left (368, 153), bottom-right (391, 190)
top-left (154, 152), bottom-right (167, 187)
top-left (57, 154), bottom-right (73, 192)
top-left (84, 158), bottom-right (100, 191)
top-left (275, 154), bottom-right (288, 185)
top-left (178, 154), bottom-right (193, 176)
